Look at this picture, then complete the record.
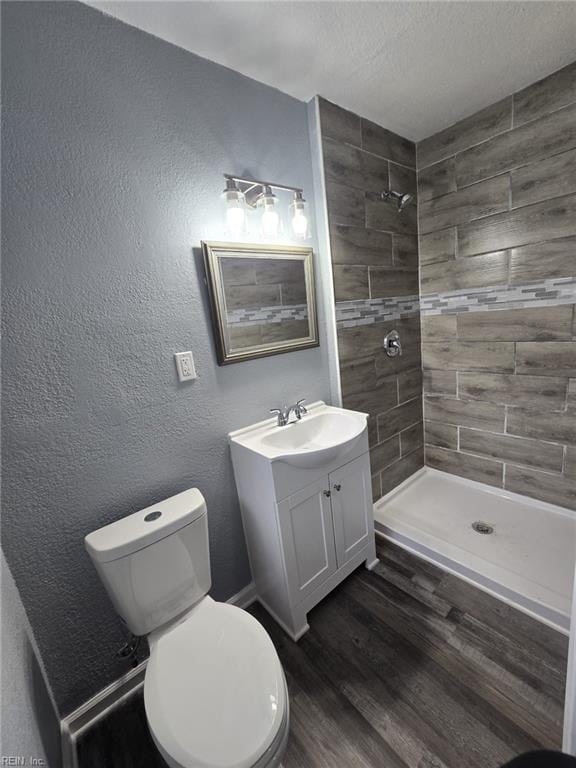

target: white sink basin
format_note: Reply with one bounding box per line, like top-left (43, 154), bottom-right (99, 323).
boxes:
top-left (229, 402), bottom-right (368, 469)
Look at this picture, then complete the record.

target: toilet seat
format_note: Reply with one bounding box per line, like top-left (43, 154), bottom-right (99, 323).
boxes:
top-left (144, 597), bottom-right (288, 768)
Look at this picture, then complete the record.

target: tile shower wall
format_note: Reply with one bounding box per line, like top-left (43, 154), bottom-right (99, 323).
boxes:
top-left (318, 99), bottom-right (424, 502)
top-left (417, 61), bottom-right (576, 511)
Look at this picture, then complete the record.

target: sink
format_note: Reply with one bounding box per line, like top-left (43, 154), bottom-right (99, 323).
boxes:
top-left (229, 401), bottom-right (368, 469)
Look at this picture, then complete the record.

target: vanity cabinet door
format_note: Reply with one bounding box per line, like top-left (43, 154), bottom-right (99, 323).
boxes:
top-left (330, 454), bottom-right (372, 567)
top-left (277, 478), bottom-right (338, 603)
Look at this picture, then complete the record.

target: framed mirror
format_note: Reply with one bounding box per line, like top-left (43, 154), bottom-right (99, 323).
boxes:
top-left (202, 241), bottom-right (319, 365)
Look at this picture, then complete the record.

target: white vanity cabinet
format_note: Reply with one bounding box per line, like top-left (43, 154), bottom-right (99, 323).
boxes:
top-left (229, 402), bottom-right (378, 640)
top-left (278, 454), bottom-right (373, 605)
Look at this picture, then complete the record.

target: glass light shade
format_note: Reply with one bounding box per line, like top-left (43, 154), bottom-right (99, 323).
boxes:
top-left (221, 180), bottom-right (246, 235)
top-left (225, 205), bottom-right (245, 234)
top-left (261, 210), bottom-right (280, 237)
top-left (290, 192), bottom-right (308, 239)
top-left (259, 187), bottom-right (279, 238)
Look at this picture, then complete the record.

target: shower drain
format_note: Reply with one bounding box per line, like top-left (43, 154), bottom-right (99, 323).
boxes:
top-left (472, 521), bottom-right (494, 535)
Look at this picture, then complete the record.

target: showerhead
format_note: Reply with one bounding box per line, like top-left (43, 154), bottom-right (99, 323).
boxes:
top-left (381, 189), bottom-right (414, 212)
top-left (398, 192), bottom-right (414, 212)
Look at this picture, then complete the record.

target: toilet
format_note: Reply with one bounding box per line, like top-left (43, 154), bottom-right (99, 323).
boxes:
top-left (85, 489), bottom-right (289, 768)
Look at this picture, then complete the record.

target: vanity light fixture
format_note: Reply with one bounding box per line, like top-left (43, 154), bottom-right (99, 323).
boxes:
top-left (222, 174), bottom-right (310, 239)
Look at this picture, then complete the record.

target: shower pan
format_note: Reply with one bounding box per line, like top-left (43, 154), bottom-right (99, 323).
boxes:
top-left (374, 467), bottom-right (576, 633)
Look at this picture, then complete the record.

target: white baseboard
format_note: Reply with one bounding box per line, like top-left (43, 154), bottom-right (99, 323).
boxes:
top-left (61, 659), bottom-right (148, 768)
top-left (61, 582), bottom-right (258, 767)
top-left (227, 580), bottom-right (257, 609)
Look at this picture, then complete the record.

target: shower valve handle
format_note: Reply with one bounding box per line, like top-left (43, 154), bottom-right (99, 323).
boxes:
top-left (384, 330), bottom-right (402, 358)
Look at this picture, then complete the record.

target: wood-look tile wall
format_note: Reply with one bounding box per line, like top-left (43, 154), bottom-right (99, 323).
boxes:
top-left (318, 98), bottom-right (423, 502)
top-left (417, 61), bottom-right (576, 511)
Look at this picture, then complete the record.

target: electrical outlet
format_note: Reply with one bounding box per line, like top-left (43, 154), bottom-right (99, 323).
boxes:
top-left (174, 351), bottom-right (197, 382)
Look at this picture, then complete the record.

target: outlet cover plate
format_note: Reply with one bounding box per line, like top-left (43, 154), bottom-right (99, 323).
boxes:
top-left (174, 351), bottom-right (197, 382)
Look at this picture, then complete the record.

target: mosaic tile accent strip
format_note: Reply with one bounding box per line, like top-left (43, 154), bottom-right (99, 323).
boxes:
top-left (421, 276), bottom-right (576, 316)
top-left (227, 303), bottom-right (308, 326)
top-left (336, 295), bottom-right (420, 328)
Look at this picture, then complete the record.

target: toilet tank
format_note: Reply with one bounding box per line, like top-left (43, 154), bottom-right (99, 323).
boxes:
top-left (85, 489), bottom-right (211, 636)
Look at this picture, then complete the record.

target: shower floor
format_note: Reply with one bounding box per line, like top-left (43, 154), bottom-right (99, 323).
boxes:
top-left (373, 467), bottom-right (576, 633)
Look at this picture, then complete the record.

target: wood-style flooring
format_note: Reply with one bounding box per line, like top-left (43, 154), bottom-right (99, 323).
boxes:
top-left (76, 538), bottom-right (568, 768)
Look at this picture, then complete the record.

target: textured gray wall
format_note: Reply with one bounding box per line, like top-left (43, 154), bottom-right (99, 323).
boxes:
top-left (2, 1), bottom-right (331, 715)
top-left (1, 553), bottom-right (60, 767)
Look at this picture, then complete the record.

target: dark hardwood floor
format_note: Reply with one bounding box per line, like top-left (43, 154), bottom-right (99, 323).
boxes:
top-left (76, 538), bottom-right (568, 768)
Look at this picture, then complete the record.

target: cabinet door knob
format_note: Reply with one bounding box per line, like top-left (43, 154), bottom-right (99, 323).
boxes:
top-left (323, 490), bottom-right (331, 498)
top-left (333, 484), bottom-right (342, 492)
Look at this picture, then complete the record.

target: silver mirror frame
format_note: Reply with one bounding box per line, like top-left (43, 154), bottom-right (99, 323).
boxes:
top-left (202, 240), bottom-right (319, 365)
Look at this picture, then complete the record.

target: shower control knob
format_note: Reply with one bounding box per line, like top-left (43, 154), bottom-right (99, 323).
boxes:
top-left (384, 330), bottom-right (402, 358)
top-left (323, 490), bottom-right (331, 498)
top-left (333, 484), bottom-right (342, 492)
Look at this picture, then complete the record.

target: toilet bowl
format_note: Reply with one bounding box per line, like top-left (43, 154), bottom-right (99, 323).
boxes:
top-left (145, 598), bottom-right (289, 768)
top-left (85, 489), bottom-right (289, 768)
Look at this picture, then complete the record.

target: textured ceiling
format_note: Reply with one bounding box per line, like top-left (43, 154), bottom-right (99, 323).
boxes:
top-left (87, 1), bottom-right (576, 141)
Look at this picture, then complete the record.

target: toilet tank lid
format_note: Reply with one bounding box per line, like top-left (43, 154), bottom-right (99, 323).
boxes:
top-left (85, 489), bottom-right (207, 564)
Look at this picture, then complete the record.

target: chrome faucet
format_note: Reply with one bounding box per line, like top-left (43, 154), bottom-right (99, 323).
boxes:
top-left (270, 399), bottom-right (308, 427)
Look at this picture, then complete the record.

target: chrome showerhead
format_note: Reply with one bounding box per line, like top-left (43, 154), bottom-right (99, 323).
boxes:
top-left (381, 189), bottom-right (414, 212)
top-left (398, 192), bottom-right (414, 211)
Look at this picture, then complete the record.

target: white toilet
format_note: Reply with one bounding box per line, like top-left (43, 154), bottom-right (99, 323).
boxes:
top-left (85, 488), bottom-right (289, 768)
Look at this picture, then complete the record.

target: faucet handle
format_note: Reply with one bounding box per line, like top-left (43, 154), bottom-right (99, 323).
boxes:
top-left (295, 399), bottom-right (308, 418)
top-left (270, 407), bottom-right (288, 426)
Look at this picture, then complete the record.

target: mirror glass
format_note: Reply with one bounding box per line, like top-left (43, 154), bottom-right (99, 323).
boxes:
top-left (202, 242), bottom-right (318, 365)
